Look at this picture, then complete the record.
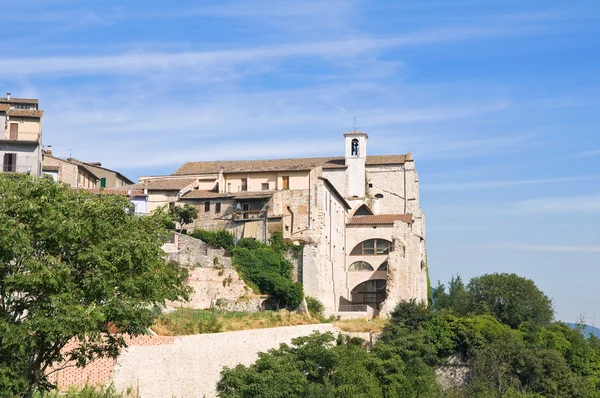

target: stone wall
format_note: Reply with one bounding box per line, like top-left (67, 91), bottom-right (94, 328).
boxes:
top-left (163, 233), bottom-right (259, 311)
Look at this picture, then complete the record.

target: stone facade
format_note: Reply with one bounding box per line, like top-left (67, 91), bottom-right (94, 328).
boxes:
top-left (144, 132), bottom-right (427, 317)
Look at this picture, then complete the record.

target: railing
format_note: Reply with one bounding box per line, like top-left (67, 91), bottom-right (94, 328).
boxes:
top-left (232, 210), bottom-right (265, 220)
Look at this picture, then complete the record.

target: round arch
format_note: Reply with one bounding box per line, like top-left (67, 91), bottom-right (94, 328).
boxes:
top-left (350, 239), bottom-right (391, 256)
top-left (350, 279), bottom-right (387, 309)
top-left (348, 261), bottom-right (374, 271)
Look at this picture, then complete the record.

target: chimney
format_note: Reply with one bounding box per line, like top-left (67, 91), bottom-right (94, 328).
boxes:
top-left (45, 145), bottom-right (53, 156)
top-left (6, 93), bottom-right (10, 100)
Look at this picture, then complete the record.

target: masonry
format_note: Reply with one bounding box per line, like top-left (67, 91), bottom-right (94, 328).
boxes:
top-left (134, 132), bottom-right (428, 317)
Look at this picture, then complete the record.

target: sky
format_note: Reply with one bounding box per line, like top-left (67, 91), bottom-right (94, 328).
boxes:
top-left (2, 0), bottom-right (599, 323)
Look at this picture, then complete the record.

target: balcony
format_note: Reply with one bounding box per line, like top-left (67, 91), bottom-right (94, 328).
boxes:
top-left (232, 209), bottom-right (266, 221)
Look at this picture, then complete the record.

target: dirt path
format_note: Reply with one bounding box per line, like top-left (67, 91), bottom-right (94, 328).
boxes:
top-left (110, 323), bottom-right (337, 398)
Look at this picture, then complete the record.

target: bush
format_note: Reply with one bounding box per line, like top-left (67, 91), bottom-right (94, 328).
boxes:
top-left (305, 297), bottom-right (325, 318)
top-left (190, 229), bottom-right (235, 251)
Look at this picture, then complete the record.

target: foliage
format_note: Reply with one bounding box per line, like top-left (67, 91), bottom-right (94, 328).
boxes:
top-left (152, 308), bottom-right (318, 336)
top-left (169, 204), bottom-right (198, 233)
top-left (434, 273), bottom-right (553, 329)
top-left (305, 297), bottom-right (325, 318)
top-left (218, 274), bottom-right (600, 398)
top-left (35, 384), bottom-right (137, 398)
top-left (232, 239), bottom-right (304, 309)
top-left (334, 317), bottom-right (388, 333)
top-left (0, 174), bottom-right (190, 397)
top-left (190, 229), bottom-right (235, 251)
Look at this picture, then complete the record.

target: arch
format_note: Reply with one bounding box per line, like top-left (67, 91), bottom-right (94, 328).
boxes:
top-left (351, 138), bottom-right (359, 156)
top-left (377, 261), bottom-right (388, 271)
top-left (350, 279), bottom-right (386, 309)
top-left (352, 204), bottom-right (374, 216)
top-left (348, 261), bottom-right (374, 271)
top-left (350, 239), bottom-right (391, 255)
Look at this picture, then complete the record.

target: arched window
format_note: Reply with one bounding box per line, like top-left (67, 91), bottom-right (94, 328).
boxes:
top-left (351, 139), bottom-right (359, 156)
top-left (350, 239), bottom-right (391, 255)
top-left (353, 204), bottom-right (373, 216)
top-left (350, 280), bottom-right (386, 309)
top-left (348, 261), bottom-right (374, 271)
top-left (377, 261), bottom-right (388, 271)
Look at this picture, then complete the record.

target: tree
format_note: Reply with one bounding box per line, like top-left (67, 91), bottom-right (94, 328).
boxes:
top-left (169, 204), bottom-right (198, 233)
top-left (0, 174), bottom-right (190, 397)
top-left (466, 273), bottom-right (554, 329)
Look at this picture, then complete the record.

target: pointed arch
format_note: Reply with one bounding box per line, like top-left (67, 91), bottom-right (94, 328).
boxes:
top-left (352, 204), bottom-right (374, 216)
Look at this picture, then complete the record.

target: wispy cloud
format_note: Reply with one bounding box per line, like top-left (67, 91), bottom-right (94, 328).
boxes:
top-left (572, 149), bottom-right (600, 158)
top-left (510, 195), bottom-right (600, 213)
top-left (422, 176), bottom-right (597, 191)
top-left (471, 243), bottom-right (600, 253)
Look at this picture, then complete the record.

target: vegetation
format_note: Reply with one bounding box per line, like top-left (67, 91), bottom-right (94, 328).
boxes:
top-left (218, 273), bottom-right (600, 398)
top-left (35, 385), bottom-right (137, 398)
top-left (334, 317), bottom-right (388, 333)
top-left (0, 174), bottom-right (190, 397)
top-left (152, 308), bottom-right (318, 336)
top-left (305, 297), bottom-right (325, 318)
top-left (169, 204), bottom-right (198, 233)
top-left (190, 229), bottom-right (235, 251)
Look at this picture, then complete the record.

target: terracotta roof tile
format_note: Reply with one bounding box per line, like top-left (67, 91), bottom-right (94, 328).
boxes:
top-left (6, 109), bottom-right (44, 118)
top-left (172, 155), bottom-right (407, 176)
top-left (233, 190), bottom-right (276, 199)
top-left (181, 190), bottom-right (233, 199)
top-left (0, 104), bottom-right (10, 111)
top-left (0, 97), bottom-right (39, 105)
top-left (141, 178), bottom-right (198, 191)
top-left (42, 165), bottom-right (59, 171)
top-left (347, 214), bottom-right (413, 225)
top-left (83, 187), bottom-right (147, 197)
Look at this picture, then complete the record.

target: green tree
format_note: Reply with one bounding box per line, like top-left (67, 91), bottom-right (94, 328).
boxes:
top-left (169, 204), bottom-right (198, 233)
top-left (0, 174), bottom-right (190, 397)
top-left (466, 273), bottom-right (554, 329)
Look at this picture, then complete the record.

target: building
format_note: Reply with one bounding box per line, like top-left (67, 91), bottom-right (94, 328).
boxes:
top-left (139, 132), bottom-right (428, 316)
top-left (0, 93), bottom-right (43, 176)
top-left (42, 150), bottom-right (134, 189)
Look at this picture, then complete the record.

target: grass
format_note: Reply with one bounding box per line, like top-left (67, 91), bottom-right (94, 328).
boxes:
top-left (152, 308), bottom-right (321, 336)
top-left (37, 385), bottom-right (137, 397)
top-left (334, 317), bottom-right (388, 333)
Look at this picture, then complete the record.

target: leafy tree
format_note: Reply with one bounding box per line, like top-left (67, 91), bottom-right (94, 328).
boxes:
top-left (0, 174), bottom-right (190, 397)
top-left (169, 204), bottom-right (198, 233)
top-left (466, 273), bottom-right (554, 329)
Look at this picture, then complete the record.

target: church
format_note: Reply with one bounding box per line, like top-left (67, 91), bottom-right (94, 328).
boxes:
top-left (140, 132), bottom-right (428, 316)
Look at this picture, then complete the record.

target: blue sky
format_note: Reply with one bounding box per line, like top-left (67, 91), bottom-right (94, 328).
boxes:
top-left (2, 0), bottom-right (599, 323)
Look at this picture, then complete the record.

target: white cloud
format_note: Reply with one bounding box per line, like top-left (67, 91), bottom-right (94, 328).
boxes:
top-left (423, 176), bottom-right (598, 191)
top-left (471, 242), bottom-right (600, 253)
top-left (511, 195), bottom-right (600, 213)
top-left (572, 149), bottom-right (600, 158)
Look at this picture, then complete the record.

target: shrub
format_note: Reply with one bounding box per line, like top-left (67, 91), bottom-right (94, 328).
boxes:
top-left (190, 229), bottom-right (235, 251)
top-left (306, 297), bottom-right (325, 318)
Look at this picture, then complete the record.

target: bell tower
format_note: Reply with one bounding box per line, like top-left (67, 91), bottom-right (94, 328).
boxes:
top-left (344, 132), bottom-right (368, 198)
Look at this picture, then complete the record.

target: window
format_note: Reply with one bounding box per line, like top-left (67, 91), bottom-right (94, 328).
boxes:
top-left (2, 153), bottom-right (16, 172)
top-left (261, 183), bottom-right (269, 190)
top-left (350, 239), bottom-right (391, 255)
top-left (353, 204), bottom-right (373, 216)
top-left (350, 280), bottom-right (386, 308)
top-left (242, 203), bottom-right (250, 219)
top-left (351, 138), bottom-right (359, 156)
top-left (375, 193), bottom-right (384, 199)
top-left (281, 176), bottom-right (289, 190)
top-left (204, 201), bottom-right (210, 212)
top-left (215, 202), bottom-right (221, 213)
top-left (348, 261), bottom-right (374, 271)
top-left (241, 178), bottom-right (248, 191)
top-left (377, 261), bottom-right (388, 271)
top-left (9, 123), bottom-right (18, 140)
top-left (100, 178), bottom-right (106, 188)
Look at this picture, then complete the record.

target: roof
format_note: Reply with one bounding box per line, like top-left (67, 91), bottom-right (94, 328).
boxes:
top-left (42, 165), bottom-right (60, 171)
top-left (347, 214), bottom-right (413, 225)
top-left (6, 109), bottom-right (44, 118)
top-left (233, 190), bottom-right (276, 200)
top-left (181, 190), bottom-right (233, 200)
top-left (83, 187), bottom-right (148, 197)
top-left (0, 104), bottom-right (10, 111)
top-left (0, 97), bottom-right (39, 105)
top-left (172, 154), bottom-right (409, 176)
top-left (141, 178), bottom-right (198, 191)
top-left (67, 158), bottom-right (134, 184)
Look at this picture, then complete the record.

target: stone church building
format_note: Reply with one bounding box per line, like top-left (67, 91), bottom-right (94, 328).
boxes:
top-left (143, 132), bottom-right (428, 316)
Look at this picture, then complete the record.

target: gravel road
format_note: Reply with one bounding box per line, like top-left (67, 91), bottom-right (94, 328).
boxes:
top-left (111, 323), bottom-right (337, 398)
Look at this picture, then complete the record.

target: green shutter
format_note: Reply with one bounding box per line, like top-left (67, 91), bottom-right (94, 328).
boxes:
top-left (100, 178), bottom-right (106, 188)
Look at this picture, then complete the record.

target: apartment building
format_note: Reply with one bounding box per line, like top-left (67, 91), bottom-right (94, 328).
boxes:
top-left (0, 93), bottom-right (43, 176)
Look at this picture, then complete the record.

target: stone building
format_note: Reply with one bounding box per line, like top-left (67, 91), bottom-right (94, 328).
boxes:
top-left (138, 132), bottom-right (428, 316)
top-left (0, 93), bottom-right (43, 176)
